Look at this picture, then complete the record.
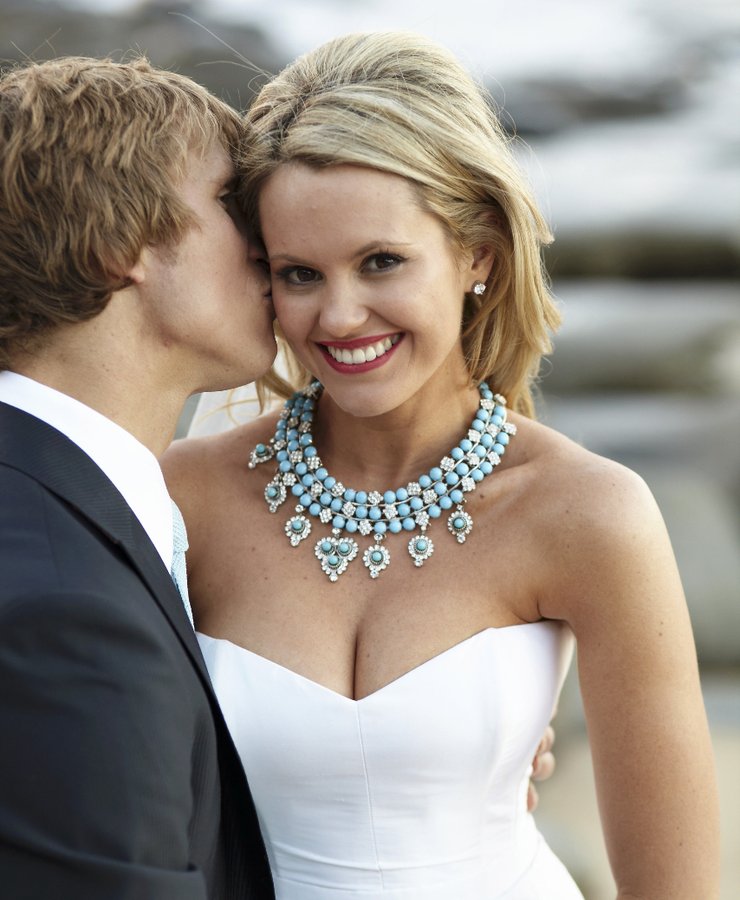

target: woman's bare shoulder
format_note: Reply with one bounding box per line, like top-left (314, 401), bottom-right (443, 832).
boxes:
top-left (513, 414), bottom-right (675, 620)
top-left (162, 408), bottom-right (282, 507)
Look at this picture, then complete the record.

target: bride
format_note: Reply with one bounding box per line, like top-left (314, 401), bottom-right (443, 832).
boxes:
top-left (164, 31), bottom-right (719, 899)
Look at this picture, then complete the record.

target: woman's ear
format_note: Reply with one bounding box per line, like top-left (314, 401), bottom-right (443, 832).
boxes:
top-left (468, 243), bottom-right (495, 290)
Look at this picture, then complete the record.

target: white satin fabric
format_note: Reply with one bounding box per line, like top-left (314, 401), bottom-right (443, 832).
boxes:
top-left (199, 621), bottom-right (584, 899)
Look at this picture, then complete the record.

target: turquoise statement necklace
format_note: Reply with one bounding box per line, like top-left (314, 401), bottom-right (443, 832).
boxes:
top-left (249, 381), bottom-right (515, 581)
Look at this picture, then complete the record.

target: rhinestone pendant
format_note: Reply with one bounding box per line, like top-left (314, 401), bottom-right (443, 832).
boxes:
top-left (264, 479), bottom-right (287, 513)
top-left (248, 442), bottom-right (275, 468)
top-left (363, 541), bottom-right (390, 578)
top-left (285, 513), bottom-right (311, 546)
top-left (315, 532), bottom-right (359, 581)
top-left (447, 508), bottom-right (473, 544)
top-left (408, 532), bottom-right (434, 567)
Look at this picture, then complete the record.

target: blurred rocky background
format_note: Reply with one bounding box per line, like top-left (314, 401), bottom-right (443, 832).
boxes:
top-left (2, 0), bottom-right (738, 895)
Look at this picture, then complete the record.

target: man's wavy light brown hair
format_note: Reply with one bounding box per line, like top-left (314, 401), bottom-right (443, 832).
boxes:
top-left (244, 31), bottom-right (560, 417)
top-left (0, 56), bottom-right (243, 369)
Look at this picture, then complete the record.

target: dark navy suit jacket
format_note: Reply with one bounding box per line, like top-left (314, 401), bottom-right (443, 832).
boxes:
top-left (0, 402), bottom-right (274, 899)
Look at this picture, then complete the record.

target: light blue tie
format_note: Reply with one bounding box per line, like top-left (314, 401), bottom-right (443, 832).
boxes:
top-left (170, 500), bottom-right (194, 627)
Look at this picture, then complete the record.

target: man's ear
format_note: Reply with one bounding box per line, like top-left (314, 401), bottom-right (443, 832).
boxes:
top-left (125, 254), bottom-right (147, 286)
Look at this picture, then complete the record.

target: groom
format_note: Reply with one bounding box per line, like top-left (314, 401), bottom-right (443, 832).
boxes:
top-left (0, 57), bottom-right (276, 898)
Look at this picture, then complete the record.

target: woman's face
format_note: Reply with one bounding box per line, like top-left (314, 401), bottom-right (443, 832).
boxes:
top-left (259, 162), bottom-right (492, 418)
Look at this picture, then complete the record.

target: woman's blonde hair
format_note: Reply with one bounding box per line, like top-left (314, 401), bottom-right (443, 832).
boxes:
top-left (243, 31), bottom-right (559, 417)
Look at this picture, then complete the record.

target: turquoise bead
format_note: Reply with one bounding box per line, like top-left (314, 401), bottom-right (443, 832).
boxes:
top-left (475, 408), bottom-right (487, 421)
top-left (355, 505), bottom-right (368, 519)
top-left (343, 488), bottom-right (356, 502)
top-left (320, 540), bottom-right (333, 553)
top-left (475, 445), bottom-right (487, 457)
top-left (276, 450), bottom-right (288, 461)
top-left (371, 550), bottom-right (384, 564)
top-left (455, 462), bottom-right (469, 476)
top-left (324, 476), bottom-right (336, 489)
top-left (491, 415), bottom-right (503, 427)
top-left (320, 492), bottom-right (332, 506)
top-left (279, 460), bottom-right (292, 473)
top-left (481, 461), bottom-right (493, 475)
top-left (374, 521), bottom-right (387, 534)
top-left (395, 487), bottom-right (409, 502)
top-left (419, 474), bottom-right (432, 489)
top-left (332, 515), bottom-right (346, 529)
top-left (453, 516), bottom-right (465, 530)
top-left (255, 443), bottom-right (267, 455)
top-left (451, 447), bottom-right (464, 461)
top-left (402, 517), bottom-right (415, 531)
top-left (330, 498), bottom-right (343, 512)
top-left (439, 495), bottom-right (453, 510)
top-left (497, 432), bottom-right (509, 446)
top-left (397, 503), bottom-right (411, 517)
top-left (430, 467), bottom-right (442, 481)
top-left (471, 419), bottom-right (485, 432)
top-left (434, 482), bottom-right (446, 496)
top-left (389, 519), bottom-right (403, 534)
top-left (287, 440), bottom-right (300, 452)
top-left (482, 389), bottom-right (493, 400)
top-left (445, 472), bottom-right (458, 485)
top-left (493, 405), bottom-right (506, 418)
top-left (295, 462), bottom-right (308, 475)
top-left (493, 442), bottom-right (505, 455)
top-left (300, 493), bottom-right (312, 506)
top-left (450, 489), bottom-right (464, 504)
top-left (471, 469), bottom-right (484, 482)
top-left (266, 486), bottom-right (278, 498)
top-left (355, 491), bottom-right (368, 505)
top-left (291, 519), bottom-right (304, 532)
top-left (429, 504), bottom-right (442, 518)
top-left (327, 555), bottom-right (340, 568)
top-left (304, 446), bottom-right (317, 458)
top-left (369, 507), bottom-right (382, 521)
top-left (316, 467), bottom-right (328, 480)
top-left (409, 497), bottom-right (423, 511)
top-left (301, 474), bottom-right (314, 487)
top-left (460, 438), bottom-right (473, 452)
top-left (338, 541), bottom-right (352, 556)
top-left (309, 502), bottom-right (321, 516)
top-left (481, 433), bottom-right (493, 448)
top-left (346, 519), bottom-right (358, 533)
top-left (415, 538), bottom-right (428, 552)
top-left (299, 434), bottom-right (312, 446)
top-left (384, 490), bottom-right (396, 504)
top-left (291, 484), bottom-right (303, 497)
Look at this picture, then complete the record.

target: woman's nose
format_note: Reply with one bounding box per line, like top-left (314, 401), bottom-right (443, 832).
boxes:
top-left (318, 285), bottom-right (369, 338)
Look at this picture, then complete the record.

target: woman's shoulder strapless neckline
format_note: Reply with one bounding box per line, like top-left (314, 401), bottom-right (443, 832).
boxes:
top-left (199, 620), bottom-right (583, 899)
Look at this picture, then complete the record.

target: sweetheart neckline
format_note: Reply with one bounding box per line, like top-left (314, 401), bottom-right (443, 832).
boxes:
top-left (197, 620), bottom-right (563, 703)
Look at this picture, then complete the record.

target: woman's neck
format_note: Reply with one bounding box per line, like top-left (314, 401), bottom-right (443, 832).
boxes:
top-left (312, 378), bottom-right (481, 492)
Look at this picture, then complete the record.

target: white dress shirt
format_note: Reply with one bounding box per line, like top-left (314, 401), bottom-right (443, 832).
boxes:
top-left (0, 371), bottom-right (173, 571)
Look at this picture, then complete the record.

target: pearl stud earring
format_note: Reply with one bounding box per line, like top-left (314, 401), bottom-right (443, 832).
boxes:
top-left (472, 281), bottom-right (486, 295)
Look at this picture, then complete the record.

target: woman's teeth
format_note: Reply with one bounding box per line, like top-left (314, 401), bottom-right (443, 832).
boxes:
top-left (325, 334), bottom-right (401, 365)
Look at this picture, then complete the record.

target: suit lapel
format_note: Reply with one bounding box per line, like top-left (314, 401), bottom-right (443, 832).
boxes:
top-left (0, 402), bottom-right (210, 686)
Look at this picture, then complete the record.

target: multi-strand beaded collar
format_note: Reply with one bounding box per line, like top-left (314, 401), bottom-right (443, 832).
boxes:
top-left (249, 380), bottom-right (515, 581)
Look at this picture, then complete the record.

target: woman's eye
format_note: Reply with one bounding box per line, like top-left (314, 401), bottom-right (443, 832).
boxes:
top-left (364, 253), bottom-right (404, 272)
top-left (276, 266), bottom-right (320, 286)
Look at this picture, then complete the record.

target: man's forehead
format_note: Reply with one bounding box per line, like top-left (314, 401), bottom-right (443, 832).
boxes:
top-left (188, 142), bottom-right (235, 183)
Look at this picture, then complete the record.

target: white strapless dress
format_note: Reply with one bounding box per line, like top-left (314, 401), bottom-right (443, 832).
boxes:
top-left (199, 621), bottom-right (584, 899)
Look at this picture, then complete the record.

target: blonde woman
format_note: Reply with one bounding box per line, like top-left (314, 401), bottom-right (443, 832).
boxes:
top-left (164, 32), bottom-right (719, 899)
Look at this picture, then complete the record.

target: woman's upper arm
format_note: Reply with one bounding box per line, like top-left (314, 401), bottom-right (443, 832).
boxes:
top-left (546, 461), bottom-right (720, 899)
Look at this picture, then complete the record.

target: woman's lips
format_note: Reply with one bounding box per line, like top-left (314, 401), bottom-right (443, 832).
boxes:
top-left (319, 333), bottom-right (403, 373)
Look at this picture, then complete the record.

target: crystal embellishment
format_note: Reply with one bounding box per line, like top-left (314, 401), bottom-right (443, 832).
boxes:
top-left (253, 380), bottom-right (513, 580)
